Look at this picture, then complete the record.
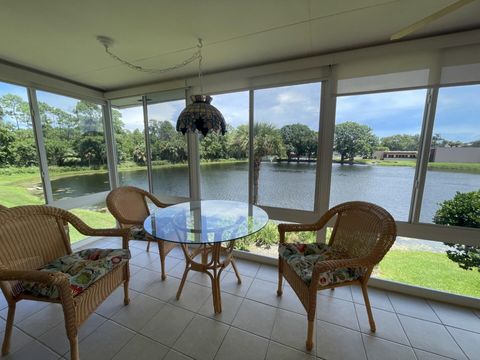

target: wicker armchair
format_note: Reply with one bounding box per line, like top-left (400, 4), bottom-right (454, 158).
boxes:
top-left (0, 205), bottom-right (131, 360)
top-left (277, 201), bottom-right (396, 351)
top-left (106, 186), bottom-right (177, 280)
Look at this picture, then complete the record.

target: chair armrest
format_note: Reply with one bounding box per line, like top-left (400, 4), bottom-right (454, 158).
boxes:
top-left (62, 211), bottom-right (131, 249)
top-left (0, 269), bottom-right (74, 302)
top-left (0, 269), bottom-right (68, 285)
top-left (144, 191), bottom-right (170, 209)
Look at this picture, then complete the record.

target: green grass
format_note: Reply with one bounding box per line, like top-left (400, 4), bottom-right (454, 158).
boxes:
top-left (377, 249), bottom-right (480, 298)
top-left (69, 208), bottom-right (117, 243)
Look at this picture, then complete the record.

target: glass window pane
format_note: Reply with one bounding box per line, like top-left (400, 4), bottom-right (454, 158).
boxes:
top-left (36, 91), bottom-right (110, 200)
top-left (253, 83), bottom-right (321, 210)
top-left (331, 89), bottom-right (427, 220)
top-left (111, 96), bottom-right (149, 191)
top-left (420, 84), bottom-right (480, 227)
top-left (147, 99), bottom-right (189, 198)
top-left (199, 91), bottom-right (249, 201)
top-left (0, 82), bottom-right (44, 205)
top-left (68, 201), bottom-right (116, 244)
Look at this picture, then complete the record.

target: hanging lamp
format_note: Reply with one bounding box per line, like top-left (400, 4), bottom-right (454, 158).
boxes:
top-left (176, 39), bottom-right (226, 136)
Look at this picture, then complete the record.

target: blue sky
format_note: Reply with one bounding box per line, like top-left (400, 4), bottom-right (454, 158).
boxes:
top-left (1, 81), bottom-right (479, 142)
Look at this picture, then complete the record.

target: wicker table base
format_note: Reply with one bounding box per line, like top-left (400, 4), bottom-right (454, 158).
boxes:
top-left (176, 242), bottom-right (241, 313)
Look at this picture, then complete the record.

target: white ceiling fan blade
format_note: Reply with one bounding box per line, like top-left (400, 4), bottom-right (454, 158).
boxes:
top-left (390, 0), bottom-right (475, 40)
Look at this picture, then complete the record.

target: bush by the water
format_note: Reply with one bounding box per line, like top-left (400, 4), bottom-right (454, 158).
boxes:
top-left (434, 190), bottom-right (480, 271)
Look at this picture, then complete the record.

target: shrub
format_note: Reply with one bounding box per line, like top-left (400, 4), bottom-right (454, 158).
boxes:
top-left (434, 190), bottom-right (480, 271)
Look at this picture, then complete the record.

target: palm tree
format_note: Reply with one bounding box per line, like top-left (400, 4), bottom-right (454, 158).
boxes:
top-left (237, 123), bottom-right (285, 204)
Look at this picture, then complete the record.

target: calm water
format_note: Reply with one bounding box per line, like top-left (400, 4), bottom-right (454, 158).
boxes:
top-left (50, 162), bottom-right (479, 224)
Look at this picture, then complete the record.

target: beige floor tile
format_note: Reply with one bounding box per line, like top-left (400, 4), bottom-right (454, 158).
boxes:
top-left (316, 320), bottom-right (366, 360)
top-left (112, 334), bottom-right (169, 360)
top-left (16, 304), bottom-right (64, 338)
top-left (0, 293), bottom-right (7, 311)
top-left (143, 275), bottom-right (182, 302)
top-left (164, 349), bottom-right (193, 360)
top-left (351, 285), bottom-right (394, 312)
top-left (0, 327), bottom-right (35, 355)
top-left (246, 278), bottom-right (282, 307)
top-left (4, 340), bottom-right (59, 360)
top-left (73, 320), bottom-right (135, 360)
top-left (38, 313), bottom-right (106, 355)
top-left (173, 315), bottom-right (229, 360)
top-left (362, 334), bottom-right (416, 360)
top-left (388, 292), bottom-right (440, 323)
top-left (145, 256), bottom-right (183, 274)
top-left (129, 268), bottom-right (164, 293)
top-left (112, 293), bottom-right (165, 331)
top-left (129, 251), bottom-right (160, 268)
top-left (277, 285), bottom-right (305, 315)
top-left (167, 247), bottom-right (185, 260)
top-left (140, 303), bottom-right (195, 347)
top-left (95, 287), bottom-right (140, 318)
top-left (197, 292), bottom-right (244, 325)
top-left (355, 303), bottom-right (410, 345)
top-left (271, 309), bottom-right (310, 353)
top-left (429, 301), bottom-right (480, 333)
top-left (447, 326), bottom-right (480, 360)
top-left (266, 341), bottom-right (315, 360)
top-left (214, 327), bottom-right (269, 360)
top-left (232, 299), bottom-right (277, 338)
top-left (169, 281), bottom-right (212, 312)
top-left (316, 296), bottom-right (359, 331)
top-left (188, 272), bottom-right (213, 288)
top-left (220, 271), bottom-right (253, 297)
top-left (318, 286), bottom-right (353, 302)
top-left (128, 264), bottom-right (143, 276)
top-left (414, 349), bottom-right (453, 360)
top-left (398, 315), bottom-right (467, 360)
top-left (0, 300), bottom-right (49, 324)
top-left (256, 264), bottom-right (279, 283)
top-left (227, 258), bottom-right (260, 278)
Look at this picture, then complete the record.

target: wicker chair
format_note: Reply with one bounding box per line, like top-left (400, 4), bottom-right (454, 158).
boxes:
top-left (106, 186), bottom-right (177, 280)
top-left (0, 205), bottom-right (131, 360)
top-left (277, 201), bottom-right (397, 351)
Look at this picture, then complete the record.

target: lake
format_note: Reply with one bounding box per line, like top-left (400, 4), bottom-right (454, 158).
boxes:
top-left (50, 162), bottom-right (479, 224)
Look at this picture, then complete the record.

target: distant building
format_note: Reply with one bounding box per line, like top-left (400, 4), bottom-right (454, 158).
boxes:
top-left (430, 147), bottom-right (480, 163)
top-left (373, 151), bottom-right (417, 160)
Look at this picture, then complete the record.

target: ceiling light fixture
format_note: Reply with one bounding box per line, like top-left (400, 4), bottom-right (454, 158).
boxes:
top-left (97, 36), bottom-right (226, 136)
top-left (176, 39), bottom-right (226, 137)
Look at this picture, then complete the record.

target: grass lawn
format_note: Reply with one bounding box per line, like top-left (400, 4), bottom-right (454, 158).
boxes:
top-left (69, 208), bottom-right (117, 243)
top-left (377, 249), bottom-right (480, 298)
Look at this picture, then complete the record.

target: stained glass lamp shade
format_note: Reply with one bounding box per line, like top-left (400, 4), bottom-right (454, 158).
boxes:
top-left (176, 95), bottom-right (226, 136)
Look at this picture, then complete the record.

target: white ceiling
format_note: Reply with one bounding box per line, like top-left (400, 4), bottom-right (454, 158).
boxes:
top-left (1, 0), bottom-right (479, 91)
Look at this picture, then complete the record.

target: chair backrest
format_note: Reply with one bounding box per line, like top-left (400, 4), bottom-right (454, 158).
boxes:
top-left (106, 186), bottom-right (150, 227)
top-left (0, 206), bottom-right (71, 273)
top-left (327, 201), bottom-right (396, 264)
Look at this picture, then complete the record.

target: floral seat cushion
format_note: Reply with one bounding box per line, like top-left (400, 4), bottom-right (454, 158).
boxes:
top-left (129, 225), bottom-right (148, 241)
top-left (22, 248), bottom-right (131, 299)
top-left (279, 243), bottom-right (363, 286)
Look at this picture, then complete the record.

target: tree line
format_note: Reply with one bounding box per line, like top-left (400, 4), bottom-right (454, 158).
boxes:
top-left (1, 93), bottom-right (477, 169)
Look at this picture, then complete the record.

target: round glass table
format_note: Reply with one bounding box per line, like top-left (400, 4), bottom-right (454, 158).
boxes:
top-left (144, 200), bottom-right (269, 313)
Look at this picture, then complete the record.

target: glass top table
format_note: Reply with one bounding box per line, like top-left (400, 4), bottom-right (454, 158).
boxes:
top-left (144, 200), bottom-right (269, 244)
top-left (143, 200), bottom-right (269, 313)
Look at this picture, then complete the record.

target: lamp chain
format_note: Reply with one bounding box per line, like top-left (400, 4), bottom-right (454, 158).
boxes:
top-left (197, 39), bottom-right (204, 95)
top-left (103, 39), bottom-right (203, 74)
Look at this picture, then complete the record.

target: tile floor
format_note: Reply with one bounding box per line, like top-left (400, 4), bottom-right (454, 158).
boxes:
top-left (1, 237), bottom-right (480, 360)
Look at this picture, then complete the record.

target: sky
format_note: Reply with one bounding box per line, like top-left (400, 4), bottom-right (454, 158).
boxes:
top-left (1, 81), bottom-right (479, 142)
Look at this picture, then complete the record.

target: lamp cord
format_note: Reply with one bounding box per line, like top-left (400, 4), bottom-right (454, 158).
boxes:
top-left (103, 38), bottom-right (203, 75)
